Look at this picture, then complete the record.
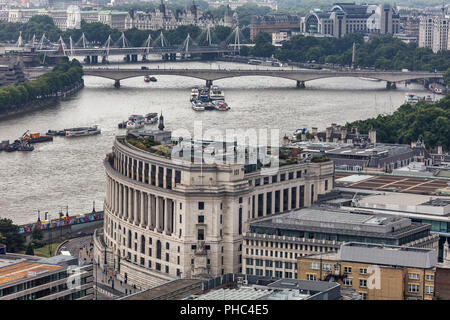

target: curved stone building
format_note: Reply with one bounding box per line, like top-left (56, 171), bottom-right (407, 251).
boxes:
top-left (94, 126), bottom-right (334, 289)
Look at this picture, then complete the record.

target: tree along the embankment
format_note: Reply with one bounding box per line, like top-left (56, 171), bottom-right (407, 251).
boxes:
top-left (345, 94), bottom-right (450, 151)
top-left (0, 57), bottom-right (83, 112)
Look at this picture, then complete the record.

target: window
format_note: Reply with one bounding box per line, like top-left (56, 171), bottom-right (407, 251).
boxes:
top-left (280, 173), bottom-right (286, 181)
top-left (197, 229), bottom-right (204, 241)
top-left (288, 172), bottom-right (294, 180)
top-left (322, 264), bottom-right (332, 271)
top-left (425, 286), bottom-right (434, 294)
top-left (359, 292), bottom-right (367, 300)
top-left (307, 274), bottom-right (316, 281)
top-left (408, 284), bottom-right (419, 293)
top-left (198, 202), bottom-right (204, 210)
top-left (255, 178), bottom-right (260, 186)
top-left (198, 215), bottom-right (204, 223)
top-left (409, 273), bottom-right (419, 280)
top-left (426, 274), bottom-right (434, 281)
top-left (296, 170), bottom-right (302, 178)
top-left (310, 262), bottom-right (320, 270)
top-left (360, 268), bottom-right (367, 275)
top-left (359, 279), bottom-right (367, 288)
top-left (272, 175), bottom-right (278, 183)
top-left (343, 278), bottom-right (353, 286)
top-left (344, 266), bottom-right (352, 274)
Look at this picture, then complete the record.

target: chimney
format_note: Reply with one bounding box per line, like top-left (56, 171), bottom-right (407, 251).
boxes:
top-left (325, 127), bottom-right (332, 142)
top-left (437, 145), bottom-right (443, 154)
top-left (369, 128), bottom-right (377, 144)
top-left (311, 127), bottom-right (318, 136)
top-left (331, 123), bottom-right (337, 131)
top-left (340, 127), bottom-right (347, 142)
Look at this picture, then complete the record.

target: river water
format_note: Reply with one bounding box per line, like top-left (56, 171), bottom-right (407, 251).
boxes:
top-left (0, 60), bottom-right (435, 224)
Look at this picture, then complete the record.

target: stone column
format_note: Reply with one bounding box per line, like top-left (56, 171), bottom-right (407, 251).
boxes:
top-left (140, 191), bottom-right (145, 227)
top-left (128, 187), bottom-right (132, 222)
top-left (287, 188), bottom-right (292, 211)
top-left (164, 198), bottom-right (169, 234)
top-left (163, 167), bottom-right (167, 189)
top-left (155, 196), bottom-right (161, 232)
top-left (254, 195), bottom-right (259, 217)
top-left (119, 184), bottom-right (123, 218)
top-left (134, 189), bottom-right (138, 225)
top-left (262, 192), bottom-right (267, 216)
top-left (147, 194), bottom-right (152, 230)
top-left (271, 191), bottom-right (275, 215)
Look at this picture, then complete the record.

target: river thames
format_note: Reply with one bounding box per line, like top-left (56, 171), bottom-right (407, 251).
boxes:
top-left (0, 60), bottom-right (436, 224)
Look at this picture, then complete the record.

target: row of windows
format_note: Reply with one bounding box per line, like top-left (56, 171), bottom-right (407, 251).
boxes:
top-left (246, 268), bottom-right (296, 279)
top-left (245, 239), bottom-right (336, 253)
top-left (251, 170), bottom-right (306, 187)
top-left (246, 259), bottom-right (297, 270)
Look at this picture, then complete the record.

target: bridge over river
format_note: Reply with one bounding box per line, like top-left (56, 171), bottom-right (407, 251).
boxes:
top-left (82, 67), bottom-right (444, 89)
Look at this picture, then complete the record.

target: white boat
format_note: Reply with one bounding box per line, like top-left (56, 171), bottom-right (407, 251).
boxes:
top-left (405, 93), bottom-right (419, 105)
top-left (127, 115), bottom-right (145, 129)
top-left (209, 86), bottom-right (225, 100)
top-left (191, 100), bottom-right (205, 111)
top-left (65, 125), bottom-right (101, 137)
top-left (191, 87), bottom-right (199, 101)
top-left (359, 77), bottom-right (381, 82)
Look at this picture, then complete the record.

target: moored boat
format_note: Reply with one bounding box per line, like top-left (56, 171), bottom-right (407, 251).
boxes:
top-left (405, 93), bottom-right (419, 105)
top-left (144, 113), bottom-right (158, 124)
top-left (126, 115), bottom-right (145, 129)
top-left (209, 85), bottom-right (225, 100)
top-left (65, 125), bottom-right (101, 137)
top-left (192, 100), bottom-right (205, 111)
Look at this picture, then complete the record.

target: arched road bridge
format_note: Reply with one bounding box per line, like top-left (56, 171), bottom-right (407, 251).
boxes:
top-left (82, 67), bottom-right (443, 89)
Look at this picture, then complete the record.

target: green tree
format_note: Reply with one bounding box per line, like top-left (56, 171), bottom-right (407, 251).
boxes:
top-left (0, 218), bottom-right (25, 253)
top-left (25, 242), bottom-right (34, 256)
top-left (444, 68), bottom-right (450, 84)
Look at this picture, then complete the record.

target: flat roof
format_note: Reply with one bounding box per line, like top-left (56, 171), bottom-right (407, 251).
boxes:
top-left (250, 207), bottom-right (425, 239)
top-left (194, 286), bottom-right (309, 300)
top-left (122, 279), bottom-right (203, 300)
top-left (360, 193), bottom-right (450, 207)
top-left (335, 172), bottom-right (450, 195)
top-left (0, 261), bottom-right (63, 288)
top-left (338, 242), bottom-right (438, 269)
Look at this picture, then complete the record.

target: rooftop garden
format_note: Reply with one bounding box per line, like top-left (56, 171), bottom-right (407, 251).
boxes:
top-left (126, 135), bottom-right (172, 159)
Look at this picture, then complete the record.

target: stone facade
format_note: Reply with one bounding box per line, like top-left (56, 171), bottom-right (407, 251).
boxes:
top-left (94, 133), bottom-right (333, 289)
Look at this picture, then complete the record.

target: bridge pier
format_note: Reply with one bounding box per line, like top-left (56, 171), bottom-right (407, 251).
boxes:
top-left (162, 54), bottom-right (169, 61)
top-left (91, 56), bottom-right (98, 64)
top-left (124, 55), bottom-right (130, 63)
top-left (85, 56), bottom-right (91, 64)
top-left (142, 55), bottom-right (147, 62)
top-left (131, 54), bottom-right (138, 62)
top-left (206, 80), bottom-right (213, 88)
top-left (169, 53), bottom-right (177, 61)
top-left (386, 81), bottom-right (397, 89)
top-left (114, 80), bottom-right (120, 88)
top-left (296, 80), bottom-right (306, 89)
top-left (102, 56), bottom-right (108, 64)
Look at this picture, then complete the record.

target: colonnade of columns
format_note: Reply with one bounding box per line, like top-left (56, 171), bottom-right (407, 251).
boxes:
top-left (106, 177), bottom-right (176, 236)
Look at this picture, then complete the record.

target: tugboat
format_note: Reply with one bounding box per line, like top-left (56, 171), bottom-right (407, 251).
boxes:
top-left (65, 125), bottom-right (101, 137)
top-left (144, 113), bottom-right (158, 124)
top-left (149, 76), bottom-right (157, 82)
